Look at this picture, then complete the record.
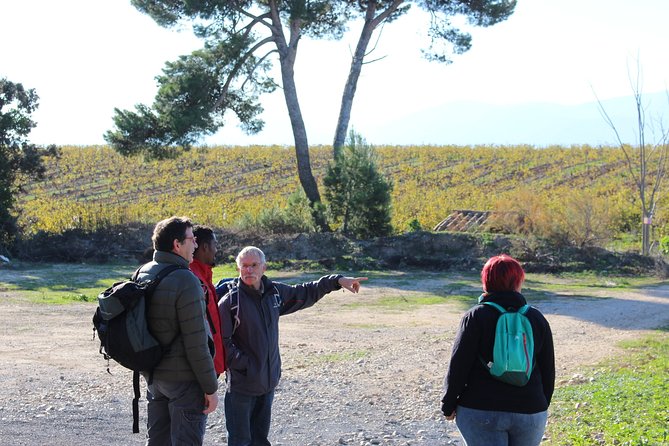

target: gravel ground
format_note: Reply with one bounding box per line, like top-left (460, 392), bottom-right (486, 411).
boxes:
top-left (1, 273), bottom-right (668, 446)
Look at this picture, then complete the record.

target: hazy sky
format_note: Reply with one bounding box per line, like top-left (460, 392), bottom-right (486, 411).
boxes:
top-left (2, 0), bottom-right (668, 146)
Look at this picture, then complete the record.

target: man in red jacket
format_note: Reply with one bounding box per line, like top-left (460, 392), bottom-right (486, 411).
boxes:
top-left (190, 225), bottom-right (226, 375)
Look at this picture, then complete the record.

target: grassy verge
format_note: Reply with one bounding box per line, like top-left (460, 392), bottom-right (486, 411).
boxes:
top-left (545, 330), bottom-right (669, 445)
top-left (0, 263), bottom-right (664, 307)
top-left (0, 262), bottom-right (134, 304)
top-left (311, 349), bottom-right (369, 364)
top-left (0, 261), bottom-right (240, 304)
top-left (342, 270), bottom-right (665, 312)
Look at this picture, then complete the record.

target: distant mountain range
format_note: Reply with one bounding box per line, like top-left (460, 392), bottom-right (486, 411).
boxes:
top-left (364, 91), bottom-right (668, 147)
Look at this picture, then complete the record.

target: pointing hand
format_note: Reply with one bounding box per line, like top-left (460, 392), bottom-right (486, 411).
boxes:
top-left (338, 277), bottom-right (368, 293)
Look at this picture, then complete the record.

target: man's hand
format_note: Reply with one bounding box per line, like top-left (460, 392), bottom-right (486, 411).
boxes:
top-left (442, 402), bottom-right (455, 420)
top-left (338, 276), bottom-right (368, 293)
top-left (203, 392), bottom-right (219, 414)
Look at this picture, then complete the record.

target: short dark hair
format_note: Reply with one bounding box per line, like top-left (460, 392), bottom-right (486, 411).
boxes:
top-left (152, 216), bottom-right (193, 252)
top-left (193, 225), bottom-right (215, 254)
top-left (481, 254), bottom-right (525, 293)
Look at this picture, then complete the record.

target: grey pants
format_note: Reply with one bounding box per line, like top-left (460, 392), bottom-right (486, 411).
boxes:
top-left (146, 379), bottom-right (207, 446)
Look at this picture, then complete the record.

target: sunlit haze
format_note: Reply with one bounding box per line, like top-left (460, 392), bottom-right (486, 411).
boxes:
top-left (2, 0), bottom-right (668, 147)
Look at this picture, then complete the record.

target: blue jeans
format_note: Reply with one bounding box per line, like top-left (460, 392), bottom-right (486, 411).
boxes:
top-left (224, 390), bottom-right (274, 446)
top-left (455, 406), bottom-right (547, 446)
top-left (145, 379), bottom-right (208, 446)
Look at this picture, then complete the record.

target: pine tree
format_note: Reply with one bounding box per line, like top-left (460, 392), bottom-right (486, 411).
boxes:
top-left (324, 131), bottom-right (392, 239)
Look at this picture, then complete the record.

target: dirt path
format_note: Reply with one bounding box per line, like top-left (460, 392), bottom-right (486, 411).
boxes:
top-left (0, 277), bottom-right (668, 445)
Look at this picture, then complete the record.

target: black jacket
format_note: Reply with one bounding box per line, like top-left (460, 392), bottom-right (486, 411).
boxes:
top-left (441, 291), bottom-right (555, 415)
top-left (218, 274), bottom-right (343, 396)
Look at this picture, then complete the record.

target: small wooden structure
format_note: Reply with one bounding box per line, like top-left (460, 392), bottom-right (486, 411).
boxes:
top-left (433, 209), bottom-right (491, 232)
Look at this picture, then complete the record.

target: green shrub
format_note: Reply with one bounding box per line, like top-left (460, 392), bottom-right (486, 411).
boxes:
top-left (323, 130), bottom-right (393, 239)
top-left (235, 190), bottom-right (316, 234)
top-left (659, 235), bottom-right (669, 255)
top-left (406, 218), bottom-right (422, 232)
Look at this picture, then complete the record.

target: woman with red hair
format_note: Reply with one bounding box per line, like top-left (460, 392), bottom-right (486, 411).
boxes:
top-left (441, 255), bottom-right (555, 446)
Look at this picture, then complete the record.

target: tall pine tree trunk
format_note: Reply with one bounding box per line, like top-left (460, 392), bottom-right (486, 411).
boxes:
top-left (275, 10), bottom-right (330, 231)
top-left (332, 1), bottom-right (403, 157)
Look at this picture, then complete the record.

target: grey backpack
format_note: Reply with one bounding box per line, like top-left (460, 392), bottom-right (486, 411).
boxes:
top-left (93, 263), bottom-right (185, 433)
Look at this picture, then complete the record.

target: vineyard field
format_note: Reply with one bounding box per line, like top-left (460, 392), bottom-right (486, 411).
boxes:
top-left (16, 144), bottom-right (665, 238)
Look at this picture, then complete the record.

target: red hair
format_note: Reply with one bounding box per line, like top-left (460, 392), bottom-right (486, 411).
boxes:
top-left (481, 254), bottom-right (525, 293)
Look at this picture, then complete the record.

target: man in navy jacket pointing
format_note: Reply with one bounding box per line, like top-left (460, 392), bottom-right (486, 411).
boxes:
top-left (218, 246), bottom-right (366, 446)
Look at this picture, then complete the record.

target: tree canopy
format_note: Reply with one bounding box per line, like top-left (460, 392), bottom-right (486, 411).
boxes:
top-left (106, 0), bottom-right (516, 231)
top-left (0, 78), bottom-right (58, 247)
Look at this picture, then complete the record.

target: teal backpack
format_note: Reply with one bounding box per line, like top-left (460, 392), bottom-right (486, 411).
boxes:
top-left (479, 300), bottom-right (535, 386)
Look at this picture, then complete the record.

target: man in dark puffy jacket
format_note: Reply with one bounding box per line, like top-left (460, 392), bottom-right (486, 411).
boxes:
top-left (218, 246), bottom-right (367, 446)
top-left (137, 216), bottom-right (219, 445)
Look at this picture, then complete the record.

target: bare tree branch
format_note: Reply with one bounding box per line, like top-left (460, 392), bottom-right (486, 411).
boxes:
top-left (595, 58), bottom-right (669, 254)
top-left (232, 3), bottom-right (273, 32)
top-left (213, 36), bottom-right (275, 110)
top-left (240, 48), bottom-right (280, 91)
top-left (593, 87), bottom-right (641, 189)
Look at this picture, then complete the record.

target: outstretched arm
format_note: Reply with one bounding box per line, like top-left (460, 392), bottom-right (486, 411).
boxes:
top-left (278, 275), bottom-right (368, 316)
top-left (338, 277), bottom-right (368, 293)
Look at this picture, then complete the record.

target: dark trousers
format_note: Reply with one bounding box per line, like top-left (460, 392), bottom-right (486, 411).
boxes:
top-left (224, 389), bottom-right (275, 446)
top-left (146, 379), bottom-right (207, 446)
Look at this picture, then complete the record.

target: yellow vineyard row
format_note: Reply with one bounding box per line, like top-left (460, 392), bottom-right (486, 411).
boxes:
top-left (17, 144), bottom-right (663, 235)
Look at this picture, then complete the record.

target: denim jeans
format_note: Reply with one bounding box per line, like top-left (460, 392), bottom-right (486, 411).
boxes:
top-left (455, 406), bottom-right (547, 446)
top-left (145, 379), bottom-right (208, 446)
top-left (224, 390), bottom-right (275, 446)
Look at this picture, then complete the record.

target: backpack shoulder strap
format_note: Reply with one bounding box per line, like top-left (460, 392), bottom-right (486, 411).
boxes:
top-left (518, 304), bottom-right (531, 315)
top-left (130, 264), bottom-right (144, 281)
top-left (131, 262), bottom-right (184, 283)
top-left (153, 264), bottom-right (185, 283)
top-left (480, 301), bottom-right (507, 313)
top-left (142, 264), bottom-right (186, 295)
top-left (230, 282), bottom-right (240, 334)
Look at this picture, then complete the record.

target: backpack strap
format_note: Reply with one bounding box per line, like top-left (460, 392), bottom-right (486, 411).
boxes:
top-left (132, 371), bottom-right (140, 433)
top-left (478, 301), bottom-right (508, 372)
top-left (230, 283), bottom-right (240, 334)
top-left (142, 263), bottom-right (187, 359)
top-left (480, 301), bottom-right (507, 313)
top-left (145, 264), bottom-right (186, 292)
top-left (481, 301), bottom-right (530, 314)
top-left (130, 263), bottom-right (185, 434)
